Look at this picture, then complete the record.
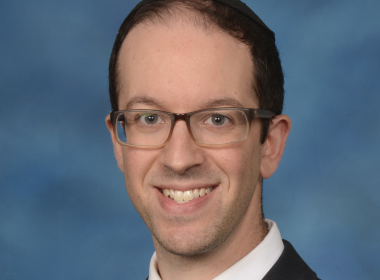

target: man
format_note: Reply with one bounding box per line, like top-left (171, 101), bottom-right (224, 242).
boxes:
top-left (106, 0), bottom-right (320, 279)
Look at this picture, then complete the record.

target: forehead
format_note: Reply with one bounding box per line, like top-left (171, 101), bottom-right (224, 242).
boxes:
top-left (117, 18), bottom-right (256, 111)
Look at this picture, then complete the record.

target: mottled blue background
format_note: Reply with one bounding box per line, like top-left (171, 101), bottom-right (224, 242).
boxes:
top-left (1, 0), bottom-right (379, 279)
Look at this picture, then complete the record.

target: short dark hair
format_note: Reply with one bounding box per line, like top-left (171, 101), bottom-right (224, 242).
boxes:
top-left (108, 0), bottom-right (284, 143)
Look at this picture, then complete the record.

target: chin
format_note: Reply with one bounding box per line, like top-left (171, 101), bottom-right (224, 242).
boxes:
top-left (160, 239), bottom-right (215, 257)
top-left (153, 226), bottom-right (227, 257)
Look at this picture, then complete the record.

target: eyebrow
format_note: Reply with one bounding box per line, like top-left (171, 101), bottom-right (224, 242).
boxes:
top-left (123, 96), bottom-right (245, 111)
top-left (124, 96), bottom-right (167, 110)
top-left (199, 98), bottom-right (245, 109)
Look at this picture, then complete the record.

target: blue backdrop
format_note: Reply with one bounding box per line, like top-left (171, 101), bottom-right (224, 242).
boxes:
top-left (1, 0), bottom-right (379, 279)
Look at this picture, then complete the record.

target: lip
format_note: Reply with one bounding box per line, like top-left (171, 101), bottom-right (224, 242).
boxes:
top-left (156, 183), bottom-right (218, 192)
top-left (155, 185), bottom-right (218, 215)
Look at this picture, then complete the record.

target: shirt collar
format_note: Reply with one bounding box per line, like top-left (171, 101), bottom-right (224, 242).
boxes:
top-left (148, 219), bottom-right (284, 280)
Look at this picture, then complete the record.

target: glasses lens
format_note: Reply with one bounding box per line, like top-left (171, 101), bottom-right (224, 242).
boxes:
top-left (190, 109), bottom-right (249, 145)
top-left (115, 111), bottom-right (172, 146)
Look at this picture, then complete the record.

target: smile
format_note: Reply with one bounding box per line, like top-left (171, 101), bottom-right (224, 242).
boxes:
top-left (161, 187), bottom-right (214, 204)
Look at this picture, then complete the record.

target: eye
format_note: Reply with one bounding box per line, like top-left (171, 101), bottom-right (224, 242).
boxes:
top-left (138, 113), bottom-right (163, 125)
top-left (206, 114), bottom-right (229, 126)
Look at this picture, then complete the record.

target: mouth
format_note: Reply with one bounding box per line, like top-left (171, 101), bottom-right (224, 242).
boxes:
top-left (160, 187), bottom-right (215, 204)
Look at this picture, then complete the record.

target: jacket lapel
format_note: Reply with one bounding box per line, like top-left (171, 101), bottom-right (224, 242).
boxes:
top-left (262, 239), bottom-right (320, 280)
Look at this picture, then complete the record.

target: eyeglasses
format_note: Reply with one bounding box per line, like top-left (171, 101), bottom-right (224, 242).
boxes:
top-left (110, 108), bottom-right (275, 148)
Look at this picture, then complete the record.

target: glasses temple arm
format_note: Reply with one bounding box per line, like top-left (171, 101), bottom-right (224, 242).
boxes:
top-left (255, 109), bottom-right (276, 119)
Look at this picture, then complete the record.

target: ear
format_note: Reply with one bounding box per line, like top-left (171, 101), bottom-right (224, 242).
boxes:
top-left (260, 115), bottom-right (291, 179)
top-left (106, 114), bottom-right (124, 172)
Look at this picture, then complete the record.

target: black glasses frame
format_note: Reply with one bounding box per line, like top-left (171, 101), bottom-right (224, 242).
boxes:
top-left (110, 107), bottom-right (276, 148)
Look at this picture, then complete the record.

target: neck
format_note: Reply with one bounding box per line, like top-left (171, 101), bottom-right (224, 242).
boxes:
top-left (153, 184), bottom-right (267, 280)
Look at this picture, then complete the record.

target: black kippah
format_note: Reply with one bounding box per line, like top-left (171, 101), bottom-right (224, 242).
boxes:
top-left (128, 0), bottom-right (275, 37)
top-left (213, 0), bottom-right (274, 36)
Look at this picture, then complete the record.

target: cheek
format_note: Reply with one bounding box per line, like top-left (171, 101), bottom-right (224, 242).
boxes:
top-left (213, 142), bottom-right (262, 202)
top-left (216, 144), bottom-right (261, 178)
top-left (219, 149), bottom-right (246, 175)
top-left (122, 148), bottom-right (160, 195)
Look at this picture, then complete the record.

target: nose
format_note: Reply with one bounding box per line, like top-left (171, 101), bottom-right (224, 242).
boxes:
top-left (159, 120), bottom-right (205, 174)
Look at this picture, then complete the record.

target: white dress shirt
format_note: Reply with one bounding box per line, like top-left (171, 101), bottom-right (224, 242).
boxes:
top-left (148, 219), bottom-right (284, 280)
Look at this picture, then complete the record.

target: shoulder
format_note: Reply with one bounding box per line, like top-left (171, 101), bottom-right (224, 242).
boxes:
top-left (262, 239), bottom-right (320, 280)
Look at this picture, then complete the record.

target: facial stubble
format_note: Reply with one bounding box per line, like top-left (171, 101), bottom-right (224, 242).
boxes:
top-left (124, 150), bottom-right (262, 258)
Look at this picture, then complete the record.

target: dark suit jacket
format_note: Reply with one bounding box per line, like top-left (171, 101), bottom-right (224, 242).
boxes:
top-left (262, 240), bottom-right (320, 280)
top-left (146, 239), bottom-right (320, 280)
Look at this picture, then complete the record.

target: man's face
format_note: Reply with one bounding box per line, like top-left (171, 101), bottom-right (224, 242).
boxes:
top-left (113, 19), bottom-right (266, 256)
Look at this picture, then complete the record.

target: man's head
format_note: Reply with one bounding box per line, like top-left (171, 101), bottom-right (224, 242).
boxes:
top-left (109, 0), bottom-right (285, 143)
top-left (106, 0), bottom-right (290, 259)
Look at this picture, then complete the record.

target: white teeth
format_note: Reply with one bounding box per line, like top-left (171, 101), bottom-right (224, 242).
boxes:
top-left (174, 190), bottom-right (183, 201)
top-left (170, 189), bottom-right (175, 199)
top-left (183, 190), bottom-right (193, 201)
top-left (163, 187), bottom-right (214, 203)
top-left (163, 189), bottom-right (170, 197)
top-left (193, 189), bottom-right (200, 198)
top-left (199, 188), bottom-right (206, 197)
